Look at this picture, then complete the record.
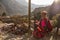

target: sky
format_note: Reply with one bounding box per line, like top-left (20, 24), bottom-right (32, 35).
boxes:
top-left (25, 0), bottom-right (54, 5)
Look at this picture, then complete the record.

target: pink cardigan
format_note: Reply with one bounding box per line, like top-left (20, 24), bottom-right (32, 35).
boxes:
top-left (40, 18), bottom-right (52, 32)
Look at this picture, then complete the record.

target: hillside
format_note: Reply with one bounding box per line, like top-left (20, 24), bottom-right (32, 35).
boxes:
top-left (0, 0), bottom-right (28, 15)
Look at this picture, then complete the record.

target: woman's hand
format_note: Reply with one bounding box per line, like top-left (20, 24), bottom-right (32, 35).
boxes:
top-left (35, 20), bottom-right (40, 25)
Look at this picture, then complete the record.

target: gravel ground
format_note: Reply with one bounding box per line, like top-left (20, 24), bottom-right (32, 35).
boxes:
top-left (0, 30), bottom-right (32, 40)
top-left (0, 23), bottom-right (60, 40)
top-left (0, 31), bottom-right (60, 40)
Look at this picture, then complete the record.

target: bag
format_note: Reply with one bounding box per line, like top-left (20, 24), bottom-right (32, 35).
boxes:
top-left (33, 28), bottom-right (45, 38)
top-left (33, 19), bottom-right (45, 38)
top-left (33, 18), bottom-right (52, 38)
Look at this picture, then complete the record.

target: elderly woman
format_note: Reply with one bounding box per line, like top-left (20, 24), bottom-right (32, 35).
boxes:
top-left (33, 11), bottom-right (52, 40)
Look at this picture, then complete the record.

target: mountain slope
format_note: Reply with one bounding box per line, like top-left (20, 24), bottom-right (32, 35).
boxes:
top-left (0, 0), bottom-right (28, 15)
top-left (0, 3), bottom-right (6, 16)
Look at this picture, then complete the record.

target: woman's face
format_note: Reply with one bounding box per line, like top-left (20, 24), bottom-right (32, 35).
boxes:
top-left (41, 13), bottom-right (46, 17)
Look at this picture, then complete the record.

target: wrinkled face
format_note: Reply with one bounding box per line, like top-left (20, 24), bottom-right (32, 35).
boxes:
top-left (41, 12), bottom-right (47, 17)
top-left (41, 11), bottom-right (47, 17)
